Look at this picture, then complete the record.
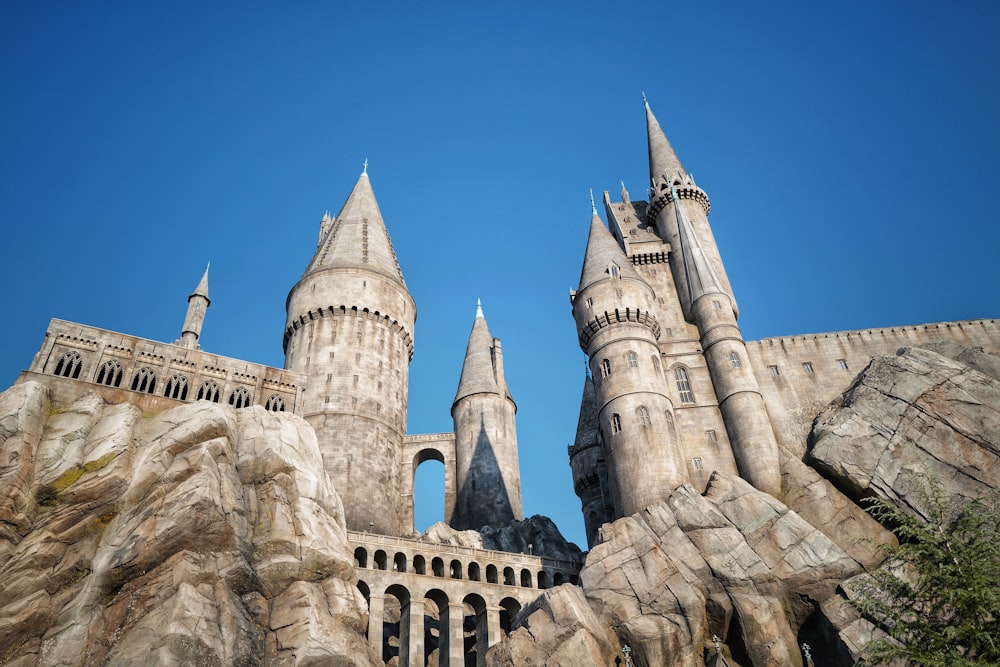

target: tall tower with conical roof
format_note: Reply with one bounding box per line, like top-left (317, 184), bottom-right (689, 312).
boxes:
top-left (642, 99), bottom-right (781, 496)
top-left (283, 168), bottom-right (416, 534)
top-left (570, 202), bottom-right (686, 518)
top-left (450, 301), bottom-right (522, 530)
top-left (177, 265), bottom-right (210, 350)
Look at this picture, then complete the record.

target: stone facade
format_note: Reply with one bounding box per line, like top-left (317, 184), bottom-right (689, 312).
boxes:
top-left (568, 101), bottom-right (1000, 547)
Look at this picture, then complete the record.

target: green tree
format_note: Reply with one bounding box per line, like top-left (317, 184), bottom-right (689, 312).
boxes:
top-left (852, 478), bottom-right (1000, 666)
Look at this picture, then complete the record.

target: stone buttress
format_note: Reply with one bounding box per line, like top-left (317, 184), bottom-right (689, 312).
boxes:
top-left (283, 169), bottom-right (416, 534)
top-left (450, 301), bottom-right (522, 530)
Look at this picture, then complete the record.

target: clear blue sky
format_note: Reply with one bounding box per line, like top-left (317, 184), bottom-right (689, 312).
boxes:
top-left (2, 2), bottom-right (998, 548)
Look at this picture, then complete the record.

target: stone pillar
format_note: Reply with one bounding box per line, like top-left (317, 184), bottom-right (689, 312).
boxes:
top-left (443, 601), bottom-right (466, 667)
top-left (486, 606), bottom-right (502, 648)
top-left (406, 597), bottom-right (425, 667)
top-left (367, 594), bottom-right (384, 656)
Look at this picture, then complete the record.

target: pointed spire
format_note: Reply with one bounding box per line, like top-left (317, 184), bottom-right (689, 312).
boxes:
top-left (304, 171), bottom-right (406, 286)
top-left (577, 208), bottom-right (642, 291)
top-left (645, 96), bottom-right (686, 186)
top-left (573, 373), bottom-right (600, 450)
top-left (672, 184), bottom-right (725, 304)
top-left (190, 262), bottom-right (210, 304)
top-left (454, 301), bottom-right (500, 404)
top-left (589, 189), bottom-right (597, 214)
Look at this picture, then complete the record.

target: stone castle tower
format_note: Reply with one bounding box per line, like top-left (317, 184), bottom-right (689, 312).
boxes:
top-left (567, 99), bottom-right (1000, 547)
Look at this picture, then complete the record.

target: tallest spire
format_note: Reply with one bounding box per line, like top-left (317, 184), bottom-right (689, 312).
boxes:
top-left (645, 96), bottom-right (686, 185)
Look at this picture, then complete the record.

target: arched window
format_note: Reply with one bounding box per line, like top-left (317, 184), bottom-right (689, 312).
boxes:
top-left (637, 406), bottom-right (651, 425)
top-left (197, 380), bottom-right (220, 403)
top-left (625, 351), bottom-right (638, 368)
top-left (264, 394), bottom-right (285, 412)
top-left (608, 263), bottom-right (621, 278)
top-left (53, 351), bottom-right (83, 379)
top-left (651, 355), bottom-right (661, 373)
top-left (130, 367), bottom-right (157, 393)
top-left (229, 387), bottom-right (252, 409)
top-left (673, 367), bottom-right (694, 403)
top-left (729, 351), bottom-right (742, 369)
top-left (611, 413), bottom-right (622, 434)
top-left (96, 360), bottom-right (123, 387)
top-left (164, 374), bottom-right (189, 400)
top-left (600, 359), bottom-right (611, 378)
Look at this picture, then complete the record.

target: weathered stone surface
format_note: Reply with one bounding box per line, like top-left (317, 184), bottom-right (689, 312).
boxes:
top-left (0, 382), bottom-right (377, 666)
top-left (808, 346), bottom-right (1000, 519)
top-left (421, 514), bottom-right (584, 563)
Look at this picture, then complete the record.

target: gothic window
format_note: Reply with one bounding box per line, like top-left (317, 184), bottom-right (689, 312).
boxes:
top-left (729, 351), bottom-right (741, 368)
top-left (264, 395), bottom-right (286, 412)
top-left (837, 359), bottom-right (849, 371)
top-left (586, 297), bottom-right (593, 309)
top-left (164, 374), bottom-right (189, 400)
top-left (130, 367), bottom-right (157, 394)
top-left (611, 414), bottom-right (622, 434)
top-left (600, 359), bottom-right (611, 378)
top-left (707, 430), bottom-right (717, 443)
top-left (197, 380), bottom-right (220, 403)
top-left (769, 365), bottom-right (780, 376)
top-left (803, 362), bottom-right (814, 374)
top-left (53, 351), bottom-right (83, 379)
top-left (693, 457), bottom-right (704, 471)
top-left (229, 387), bottom-right (252, 409)
top-left (96, 360), bottom-right (123, 387)
top-left (637, 406), bottom-right (651, 425)
top-left (674, 367), bottom-right (694, 403)
top-left (608, 263), bottom-right (621, 279)
top-left (652, 356), bottom-right (661, 373)
top-left (625, 351), bottom-right (638, 368)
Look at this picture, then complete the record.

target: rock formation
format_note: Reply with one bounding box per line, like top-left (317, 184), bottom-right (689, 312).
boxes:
top-left (0, 381), bottom-right (377, 666)
top-left (419, 515), bottom-right (584, 563)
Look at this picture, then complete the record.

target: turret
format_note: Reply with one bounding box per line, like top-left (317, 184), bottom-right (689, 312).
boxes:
top-left (283, 167), bottom-right (416, 534)
top-left (644, 99), bottom-right (781, 495)
top-left (567, 371), bottom-right (613, 547)
top-left (450, 301), bottom-right (522, 530)
top-left (177, 264), bottom-right (210, 350)
top-left (570, 203), bottom-right (686, 518)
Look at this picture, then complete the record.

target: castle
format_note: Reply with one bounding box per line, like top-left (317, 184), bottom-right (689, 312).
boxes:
top-left (14, 98), bottom-right (1000, 663)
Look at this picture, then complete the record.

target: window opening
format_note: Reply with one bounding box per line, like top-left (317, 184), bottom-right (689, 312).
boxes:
top-left (611, 414), bottom-right (622, 433)
top-left (54, 351), bottom-right (83, 379)
top-left (197, 380), bottom-right (221, 403)
top-left (96, 360), bottom-right (123, 387)
top-left (130, 367), bottom-right (157, 394)
top-left (674, 367), bottom-right (695, 403)
top-left (637, 406), bottom-right (651, 425)
top-left (729, 352), bottom-right (741, 368)
top-left (803, 362), bottom-right (814, 374)
top-left (264, 394), bottom-right (286, 412)
top-left (626, 351), bottom-right (638, 368)
top-left (164, 374), bottom-right (189, 400)
top-left (229, 386), bottom-right (252, 409)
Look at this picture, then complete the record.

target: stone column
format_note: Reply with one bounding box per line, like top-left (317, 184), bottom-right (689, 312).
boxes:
top-left (486, 606), bottom-right (502, 648)
top-left (443, 601), bottom-right (466, 666)
top-left (406, 597), bottom-right (425, 667)
top-left (367, 594), bottom-right (384, 656)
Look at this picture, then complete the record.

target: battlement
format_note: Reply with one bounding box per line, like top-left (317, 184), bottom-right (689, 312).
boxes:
top-left (282, 303), bottom-right (414, 359)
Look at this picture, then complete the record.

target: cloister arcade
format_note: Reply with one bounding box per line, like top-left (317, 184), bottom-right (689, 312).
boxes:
top-left (349, 531), bottom-right (581, 666)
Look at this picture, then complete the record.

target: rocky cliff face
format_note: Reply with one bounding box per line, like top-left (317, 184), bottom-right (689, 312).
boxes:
top-left (0, 382), bottom-right (377, 666)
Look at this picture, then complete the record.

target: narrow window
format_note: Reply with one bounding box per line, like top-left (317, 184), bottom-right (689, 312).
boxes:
top-left (164, 374), bottom-right (189, 400)
top-left (197, 380), bottom-right (220, 403)
top-left (768, 365), bottom-right (780, 376)
top-left (329, 351), bottom-right (335, 359)
top-left (611, 414), bottom-right (622, 433)
top-left (96, 360), bottom-right (123, 387)
top-left (586, 298), bottom-right (593, 309)
top-left (706, 430), bottom-right (717, 443)
top-left (664, 327), bottom-right (673, 337)
top-left (837, 359), bottom-right (849, 371)
top-left (53, 351), bottom-right (84, 379)
top-left (637, 406), bottom-right (651, 425)
top-left (615, 288), bottom-right (623, 298)
top-left (130, 367), bottom-right (157, 394)
top-left (264, 395), bottom-right (286, 412)
top-left (713, 300), bottom-right (722, 310)
top-left (609, 263), bottom-right (620, 278)
top-left (692, 457), bottom-right (704, 471)
top-left (651, 356), bottom-right (661, 372)
top-left (600, 359), bottom-right (611, 378)
top-left (229, 387), bottom-right (252, 409)
top-left (626, 351), bottom-right (638, 368)
top-left (674, 367), bottom-right (694, 403)
top-left (729, 352), bottom-right (741, 368)
top-left (802, 362), bottom-right (814, 374)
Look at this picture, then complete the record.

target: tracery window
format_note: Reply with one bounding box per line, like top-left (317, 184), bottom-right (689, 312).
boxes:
top-left (229, 386), bottom-right (252, 409)
top-left (264, 394), bottom-right (285, 412)
top-left (674, 366), bottom-right (694, 403)
top-left (637, 406), bottom-right (651, 426)
top-left (197, 380), bottom-right (220, 403)
top-left (96, 360), bottom-right (123, 387)
top-left (164, 374), bottom-right (189, 400)
top-left (729, 351), bottom-right (741, 368)
top-left (611, 413), bottom-right (622, 434)
top-left (53, 351), bottom-right (83, 379)
top-left (600, 359), bottom-right (611, 378)
top-left (130, 367), bottom-right (157, 394)
top-left (625, 351), bottom-right (638, 368)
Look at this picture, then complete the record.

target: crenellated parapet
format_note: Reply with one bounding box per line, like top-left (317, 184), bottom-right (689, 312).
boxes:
top-left (647, 177), bottom-right (711, 219)
top-left (282, 304), bottom-right (414, 360)
top-left (576, 307), bottom-right (661, 349)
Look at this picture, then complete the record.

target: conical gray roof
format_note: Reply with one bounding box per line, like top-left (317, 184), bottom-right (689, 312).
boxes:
top-left (454, 303), bottom-right (499, 404)
top-left (672, 185), bottom-right (725, 304)
top-left (577, 210), bottom-right (642, 291)
top-left (573, 373), bottom-right (600, 449)
top-left (646, 99), bottom-right (685, 184)
top-left (304, 172), bottom-right (406, 286)
top-left (189, 264), bottom-right (210, 304)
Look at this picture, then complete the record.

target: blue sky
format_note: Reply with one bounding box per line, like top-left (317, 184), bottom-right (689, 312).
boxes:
top-left (2, 2), bottom-right (998, 548)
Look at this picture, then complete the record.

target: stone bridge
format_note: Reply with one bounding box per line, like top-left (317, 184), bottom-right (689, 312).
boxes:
top-left (349, 531), bottom-right (582, 666)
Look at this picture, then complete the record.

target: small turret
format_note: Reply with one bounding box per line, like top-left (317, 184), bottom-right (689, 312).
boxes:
top-left (567, 371), bottom-right (612, 547)
top-left (451, 300), bottom-right (522, 530)
top-left (177, 264), bottom-right (210, 350)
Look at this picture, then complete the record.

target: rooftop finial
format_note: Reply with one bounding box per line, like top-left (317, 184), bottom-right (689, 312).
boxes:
top-left (589, 188), bottom-right (597, 214)
top-left (642, 91), bottom-right (649, 107)
top-left (205, 261), bottom-right (210, 273)
top-left (475, 298), bottom-right (484, 319)
top-left (362, 158), bottom-right (368, 174)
